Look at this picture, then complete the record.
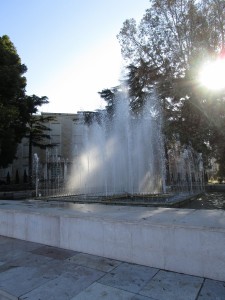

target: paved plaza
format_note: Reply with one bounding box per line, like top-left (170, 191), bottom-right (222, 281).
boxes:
top-left (0, 235), bottom-right (224, 299)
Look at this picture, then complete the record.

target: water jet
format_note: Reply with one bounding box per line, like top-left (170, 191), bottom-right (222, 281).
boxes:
top-left (37, 91), bottom-right (204, 206)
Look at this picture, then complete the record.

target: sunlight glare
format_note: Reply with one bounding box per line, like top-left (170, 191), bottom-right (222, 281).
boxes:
top-left (199, 58), bottom-right (225, 90)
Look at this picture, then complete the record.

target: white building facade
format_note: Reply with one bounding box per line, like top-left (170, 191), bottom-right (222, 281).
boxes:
top-left (0, 112), bottom-right (86, 186)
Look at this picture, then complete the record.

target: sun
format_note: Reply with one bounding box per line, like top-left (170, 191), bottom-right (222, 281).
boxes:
top-left (199, 58), bottom-right (225, 90)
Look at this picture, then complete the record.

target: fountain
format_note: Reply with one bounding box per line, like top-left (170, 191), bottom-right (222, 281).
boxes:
top-left (3, 93), bottom-right (220, 287)
top-left (167, 142), bottom-right (204, 194)
top-left (67, 91), bottom-right (166, 197)
top-left (36, 90), bottom-right (204, 205)
top-left (33, 153), bottom-right (40, 197)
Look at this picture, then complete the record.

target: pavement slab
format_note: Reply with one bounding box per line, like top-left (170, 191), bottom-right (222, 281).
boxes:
top-left (71, 282), bottom-right (153, 300)
top-left (1, 251), bottom-right (53, 268)
top-left (198, 278), bottom-right (225, 300)
top-left (24, 258), bottom-right (103, 279)
top-left (0, 266), bottom-right (57, 298)
top-left (139, 270), bottom-right (203, 300)
top-left (20, 267), bottom-right (105, 300)
top-left (0, 236), bottom-right (225, 299)
top-left (98, 262), bottom-right (159, 293)
top-left (0, 236), bottom-right (42, 252)
top-left (67, 252), bottom-right (121, 272)
top-left (31, 245), bottom-right (78, 260)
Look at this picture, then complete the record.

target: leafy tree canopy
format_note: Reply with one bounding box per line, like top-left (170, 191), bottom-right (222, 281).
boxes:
top-left (0, 35), bottom-right (27, 167)
top-left (23, 95), bottom-right (56, 184)
top-left (0, 35), bottom-right (53, 170)
top-left (111, 0), bottom-right (225, 169)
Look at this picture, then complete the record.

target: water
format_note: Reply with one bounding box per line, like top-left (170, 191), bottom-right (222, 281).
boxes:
top-left (182, 192), bottom-right (225, 210)
top-left (33, 153), bottom-right (39, 197)
top-left (36, 92), bottom-right (204, 198)
top-left (167, 143), bottom-right (204, 194)
top-left (67, 92), bottom-right (165, 196)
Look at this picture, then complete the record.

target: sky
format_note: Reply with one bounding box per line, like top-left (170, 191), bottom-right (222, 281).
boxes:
top-left (0, 0), bottom-right (149, 113)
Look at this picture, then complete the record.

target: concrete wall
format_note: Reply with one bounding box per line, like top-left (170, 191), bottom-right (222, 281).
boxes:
top-left (0, 204), bottom-right (224, 282)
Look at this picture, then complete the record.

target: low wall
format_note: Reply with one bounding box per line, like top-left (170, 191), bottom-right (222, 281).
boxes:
top-left (0, 201), bottom-right (224, 281)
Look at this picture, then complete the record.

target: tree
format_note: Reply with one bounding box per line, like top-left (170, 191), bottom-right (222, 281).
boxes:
top-left (0, 35), bottom-right (27, 167)
top-left (118, 1), bottom-right (215, 73)
top-left (201, 0), bottom-right (225, 49)
top-left (117, 0), bottom-right (225, 169)
top-left (23, 95), bottom-right (56, 185)
top-left (6, 171), bottom-right (10, 184)
top-left (125, 60), bottom-right (161, 115)
top-left (15, 169), bottom-right (20, 184)
top-left (0, 35), bottom-right (56, 183)
top-left (23, 169), bottom-right (28, 183)
top-left (98, 86), bottom-right (127, 120)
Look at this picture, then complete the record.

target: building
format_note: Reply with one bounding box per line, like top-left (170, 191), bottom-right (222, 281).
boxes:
top-left (0, 112), bottom-right (85, 185)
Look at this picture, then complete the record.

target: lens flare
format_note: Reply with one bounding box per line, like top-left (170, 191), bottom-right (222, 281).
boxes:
top-left (199, 58), bottom-right (225, 90)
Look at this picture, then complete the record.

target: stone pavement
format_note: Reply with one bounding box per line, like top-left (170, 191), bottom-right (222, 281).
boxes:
top-left (0, 236), bottom-right (224, 300)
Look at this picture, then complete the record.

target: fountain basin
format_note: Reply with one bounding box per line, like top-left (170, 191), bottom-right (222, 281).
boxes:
top-left (0, 200), bottom-right (224, 281)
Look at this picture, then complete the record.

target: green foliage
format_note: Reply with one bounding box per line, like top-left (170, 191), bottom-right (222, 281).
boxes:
top-left (99, 87), bottom-right (121, 117)
top-left (23, 169), bottom-right (27, 183)
top-left (23, 95), bottom-right (56, 183)
top-left (125, 60), bottom-right (161, 114)
top-left (15, 169), bottom-right (19, 184)
top-left (6, 171), bottom-right (10, 184)
top-left (0, 35), bottom-right (27, 167)
top-left (24, 95), bottom-right (54, 147)
top-left (0, 36), bottom-right (54, 174)
top-left (116, 0), bottom-right (225, 169)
